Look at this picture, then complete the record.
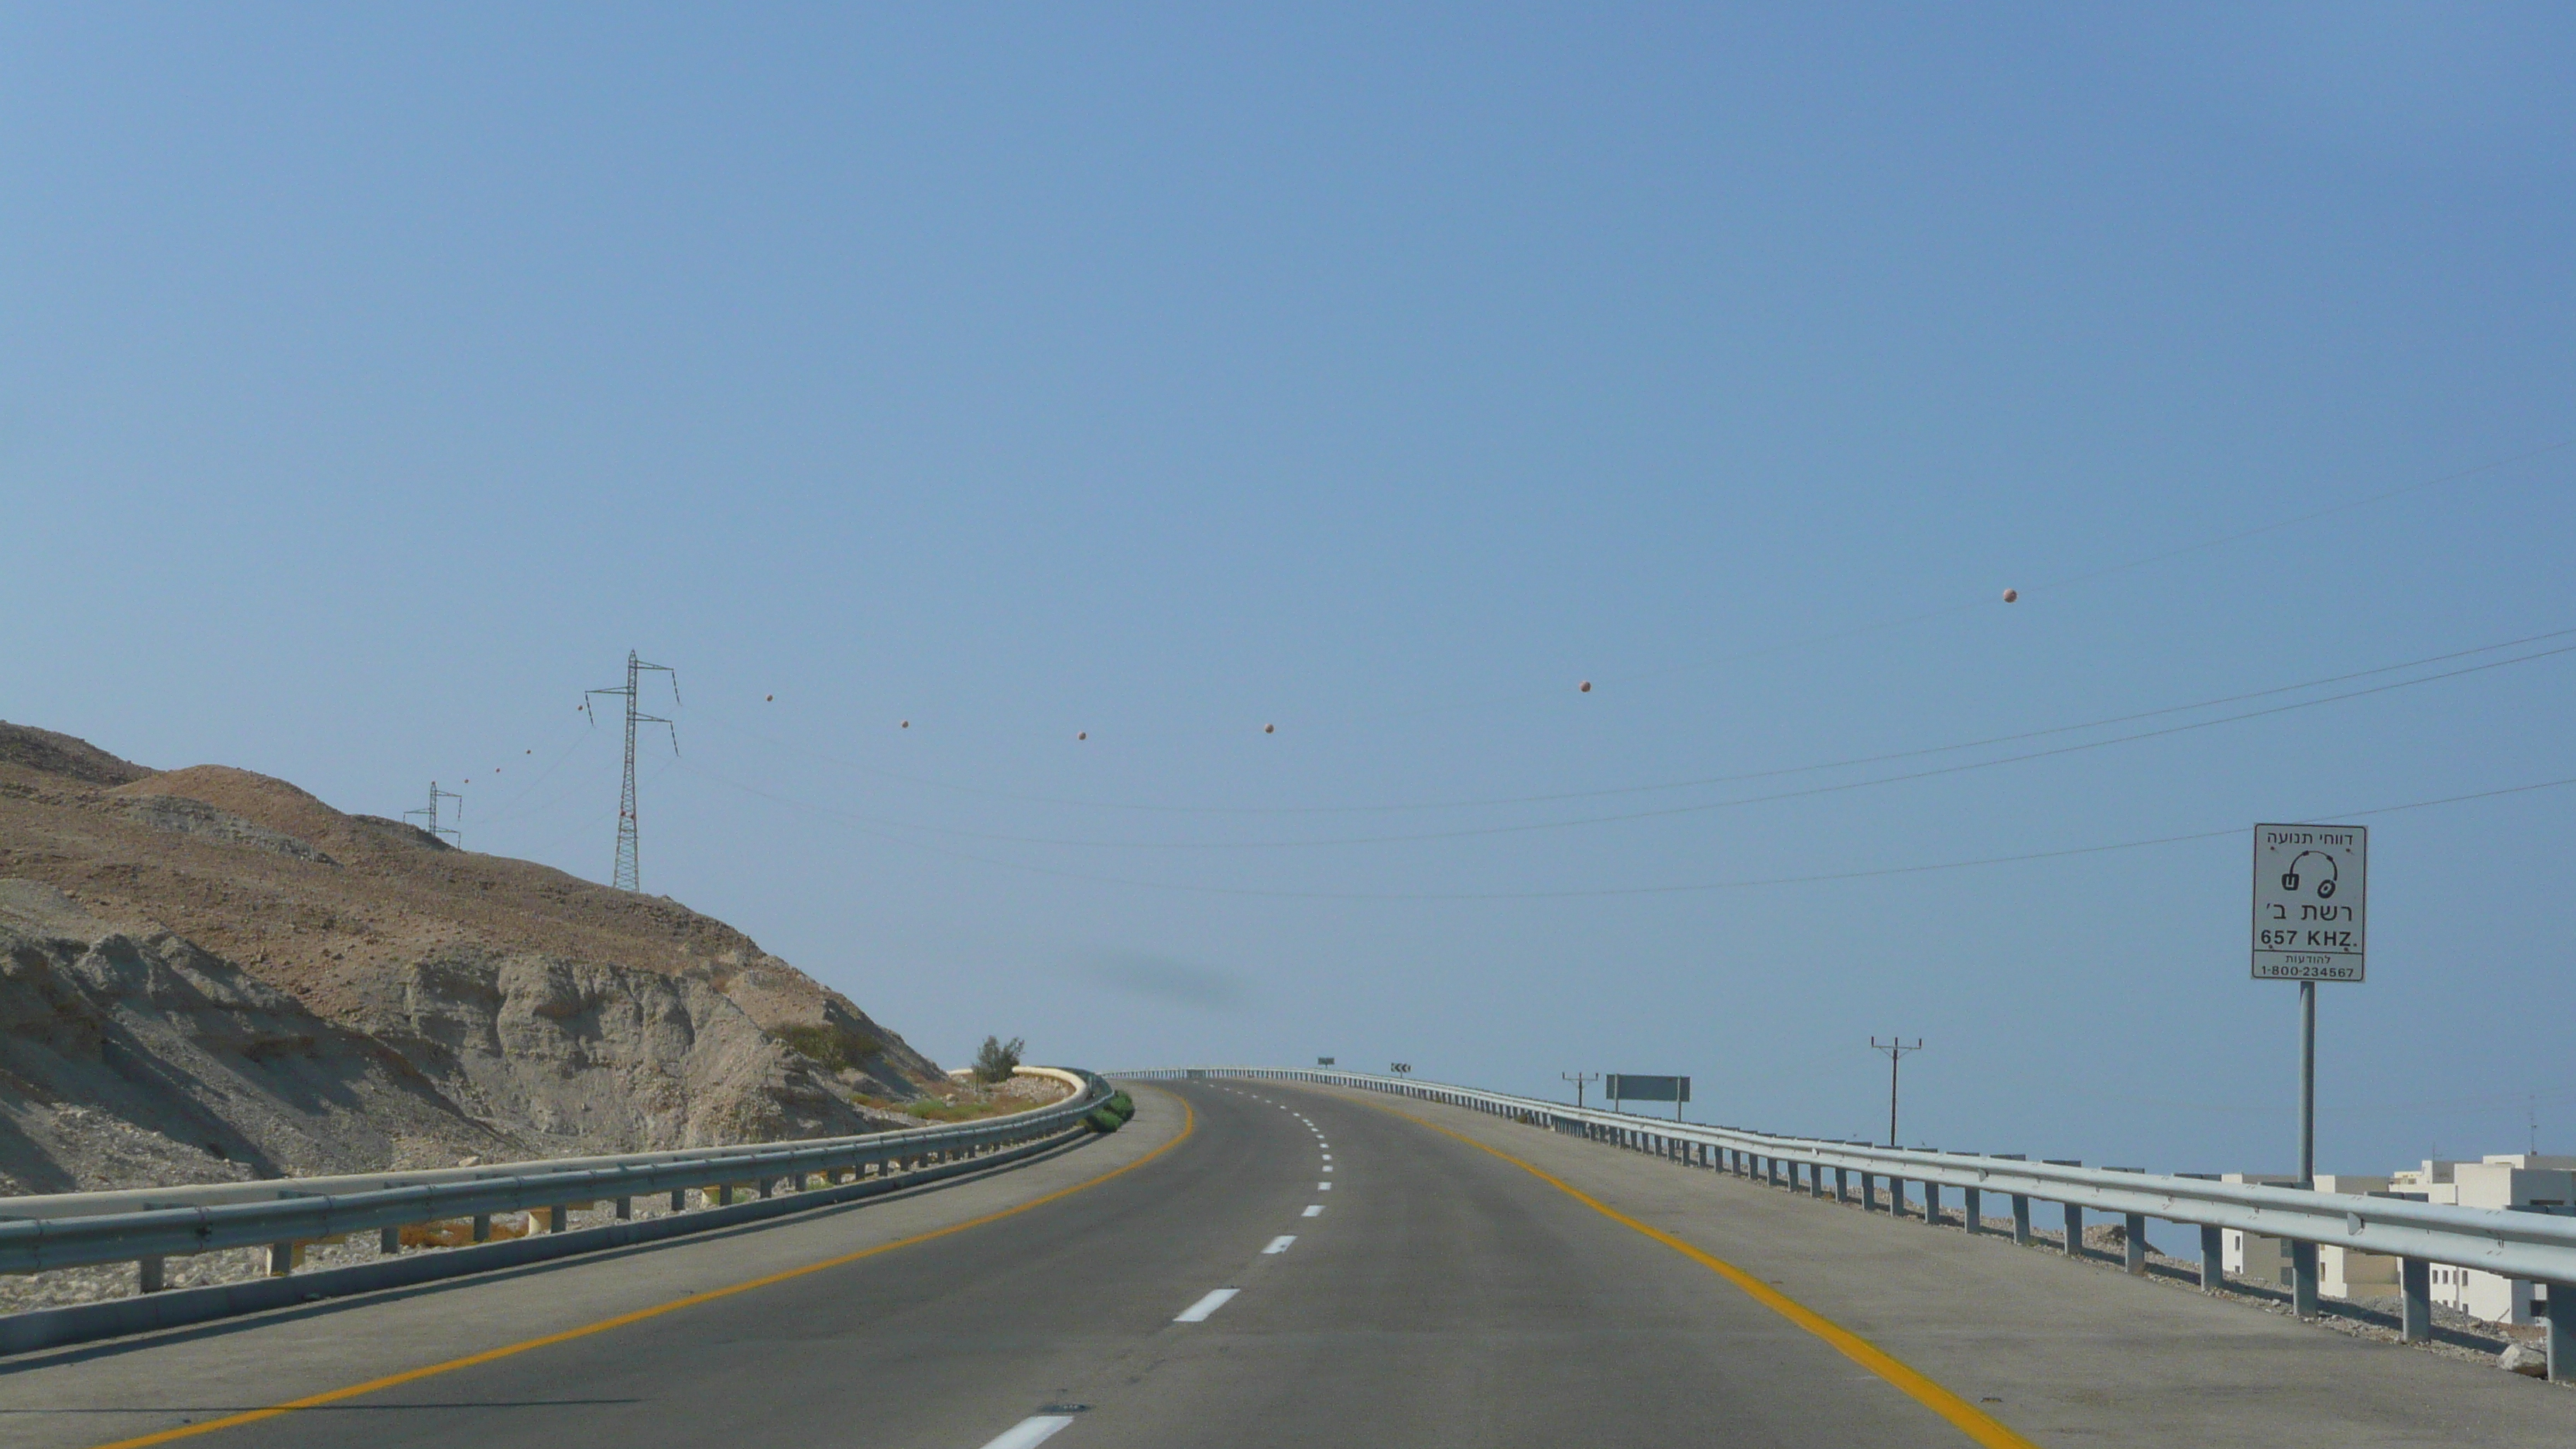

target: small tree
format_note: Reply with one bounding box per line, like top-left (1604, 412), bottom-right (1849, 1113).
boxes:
top-left (972, 1034), bottom-right (1025, 1084)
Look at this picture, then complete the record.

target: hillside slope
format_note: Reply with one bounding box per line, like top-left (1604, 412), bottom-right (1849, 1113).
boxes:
top-left (0, 722), bottom-right (940, 1194)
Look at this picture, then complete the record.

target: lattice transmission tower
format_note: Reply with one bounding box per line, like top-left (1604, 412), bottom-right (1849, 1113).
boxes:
top-left (586, 650), bottom-right (679, 892)
top-left (403, 782), bottom-right (464, 848)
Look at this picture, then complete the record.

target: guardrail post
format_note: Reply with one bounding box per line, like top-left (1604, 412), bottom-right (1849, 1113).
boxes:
top-left (137, 1255), bottom-right (165, 1294)
top-left (616, 1196), bottom-right (632, 1221)
top-left (2400, 1258), bottom-right (2432, 1341)
top-left (1862, 1173), bottom-right (1880, 1211)
top-left (2011, 1194), bottom-right (2033, 1245)
top-left (1890, 1177), bottom-right (1907, 1218)
top-left (1964, 1187), bottom-right (1983, 1233)
top-left (379, 1225), bottom-right (401, 1254)
top-left (759, 1177), bottom-right (775, 1200)
top-left (1922, 1181), bottom-right (1941, 1226)
top-left (2124, 1214), bottom-right (2148, 1274)
top-left (2544, 1284), bottom-right (2576, 1382)
top-left (2290, 1242), bottom-right (2320, 1317)
top-left (2040, 1161), bottom-right (2082, 1256)
top-left (669, 1190), bottom-right (686, 1212)
top-left (2200, 1225), bottom-right (2225, 1290)
top-left (1809, 1164), bottom-right (1826, 1199)
top-left (268, 1242), bottom-right (293, 1276)
top-left (718, 1184), bottom-right (735, 1206)
top-left (472, 1213), bottom-right (492, 1242)
top-left (1834, 1166), bottom-right (1849, 1203)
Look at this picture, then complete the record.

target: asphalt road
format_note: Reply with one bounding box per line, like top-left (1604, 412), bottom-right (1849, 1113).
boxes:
top-left (5, 1079), bottom-right (2005, 1449)
top-left (16, 1077), bottom-right (2571, 1449)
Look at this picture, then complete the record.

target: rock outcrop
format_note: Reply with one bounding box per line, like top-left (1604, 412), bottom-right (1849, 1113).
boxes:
top-left (0, 722), bottom-right (943, 1194)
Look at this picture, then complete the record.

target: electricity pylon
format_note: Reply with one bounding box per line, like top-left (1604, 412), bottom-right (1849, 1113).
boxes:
top-left (586, 650), bottom-right (679, 892)
top-left (404, 782), bottom-right (464, 848)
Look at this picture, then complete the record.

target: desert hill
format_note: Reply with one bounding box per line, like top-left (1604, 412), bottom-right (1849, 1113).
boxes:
top-left (0, 721), bottom-right (940, 1195)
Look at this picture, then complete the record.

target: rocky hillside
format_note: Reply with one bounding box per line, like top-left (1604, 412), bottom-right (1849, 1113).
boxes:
top-left (0, 722), bottom-right (941, 1195)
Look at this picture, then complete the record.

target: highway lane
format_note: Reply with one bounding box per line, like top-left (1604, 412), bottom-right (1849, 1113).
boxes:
top-left (12, 1077), bottom-right (2022, 1449)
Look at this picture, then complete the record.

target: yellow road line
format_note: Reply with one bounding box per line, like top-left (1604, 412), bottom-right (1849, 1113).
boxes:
top-left (1354, 1095), bottom-right (2038, 1449)
top-left (84, 1100), bottom-right (1197, 1449)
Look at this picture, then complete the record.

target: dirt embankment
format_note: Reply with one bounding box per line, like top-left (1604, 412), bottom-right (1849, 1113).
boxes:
top-left (0, 722), bottom-right (943, 1195)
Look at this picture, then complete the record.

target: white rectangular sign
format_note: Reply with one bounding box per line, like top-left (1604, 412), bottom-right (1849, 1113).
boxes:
top-left (2252, 823), bottom-right (2366, 981)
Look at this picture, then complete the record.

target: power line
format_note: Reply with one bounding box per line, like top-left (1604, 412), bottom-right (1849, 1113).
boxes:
top-left (690, 622), bottom-right (2576, 819)
top-left (670, 436), bottom-right (2575, 774)
top-left (468, 728), bottom-right (600, 829)
top-left (673, 635), bottom-right (2576, 852)
top-left (586, 650), bottom-right (680, 892)
top-left (1336, 433), bottom-right (2576, 725)
top-left (673, 758), bottom-right (2576, 902)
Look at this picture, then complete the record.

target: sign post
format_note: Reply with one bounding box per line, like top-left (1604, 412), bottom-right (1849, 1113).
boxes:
top-left (2252, 824), bottom-right (2367, 1190)
top-left (1605, 1074), bottom-right (1690, 1121)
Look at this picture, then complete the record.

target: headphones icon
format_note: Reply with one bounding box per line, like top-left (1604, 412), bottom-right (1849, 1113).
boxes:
top-left (2282, 850), bottom-right (2339, 899)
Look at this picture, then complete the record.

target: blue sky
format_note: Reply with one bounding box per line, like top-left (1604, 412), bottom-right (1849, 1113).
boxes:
top-left (7, 5), bottom-right (2575, 1182)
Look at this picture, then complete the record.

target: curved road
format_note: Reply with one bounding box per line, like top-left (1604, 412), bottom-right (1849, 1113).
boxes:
top-left (9, 1078), bottom-right (2571, 1448)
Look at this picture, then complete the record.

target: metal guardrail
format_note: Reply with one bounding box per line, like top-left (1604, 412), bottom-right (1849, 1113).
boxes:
top-left (1122, 1066), bottom-right (2576, 1379)
top-left (0, 1067), bottom-right (1112, 1293)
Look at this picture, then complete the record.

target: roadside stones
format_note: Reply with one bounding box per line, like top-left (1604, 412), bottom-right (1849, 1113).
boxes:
top-left (2499, 1342), bottom-right (2547, 1377)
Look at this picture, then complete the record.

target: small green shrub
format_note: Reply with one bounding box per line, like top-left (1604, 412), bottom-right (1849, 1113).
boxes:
top-left (971, 1034), bottom-right (1025, 1084)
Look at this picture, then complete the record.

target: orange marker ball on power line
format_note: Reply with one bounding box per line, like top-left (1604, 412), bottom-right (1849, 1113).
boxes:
top-left (1579, 680), bottom-right (1591, 693)
top-left (901, 721), bottom-right (909, 728)
top-left (1264, 723), bottom-right (1275, 734)
top-left (1077, 731), bottom-right (1088, 741)
top-left (766, 694), bottom-right (773, 701)
top-left (2002, 588), bottom-right (2018, 603)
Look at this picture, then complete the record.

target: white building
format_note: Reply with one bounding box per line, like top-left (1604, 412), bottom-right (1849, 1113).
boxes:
top-left (2385, 1154), bottom-right (2576, 1326)
top-left (2312, 1175), bottom-right (2402, 1303)
top-left (2218, 1166), bottom-right (2559, 1320)
top-left (2219, 1173), bottom-right (2300, 1286)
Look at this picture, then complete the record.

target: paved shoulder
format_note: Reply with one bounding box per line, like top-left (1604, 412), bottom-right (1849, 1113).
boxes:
top-left (1309, 1084), bottom-right (2576, 1448)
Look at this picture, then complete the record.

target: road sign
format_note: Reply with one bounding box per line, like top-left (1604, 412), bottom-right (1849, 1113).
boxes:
top-left (1605, 1074), bottom-right (1689, 1104)
top-left (2252, 824), bottom-right (2365, 981)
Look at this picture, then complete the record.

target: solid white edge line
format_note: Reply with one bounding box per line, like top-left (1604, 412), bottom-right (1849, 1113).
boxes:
top-left (1174, 1287), bottom-right (1241, 1322)
top-left (978, 1414), bottom-right (1078, 1449)
top-left (1263, 1235), bottom-right (1297, 1254)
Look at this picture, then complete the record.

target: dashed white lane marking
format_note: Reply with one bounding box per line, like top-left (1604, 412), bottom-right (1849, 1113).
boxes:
top-left (1263, 1235), bottom-right (1297, 1254)
top-left (1303, 1204), bottom-right (1324, 1217)
top-left (1322, 1165), bottom-right (1333, 1173)
top-left (978, 1415), bottom-right (1078, 1448)
top-left (1321, 1153), bottom-right (1331, 1161)
top-left (1318, 1181), bottom-right (1331, 1190)
top-left (1174, 1288), bottom-right (1241, 1322)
